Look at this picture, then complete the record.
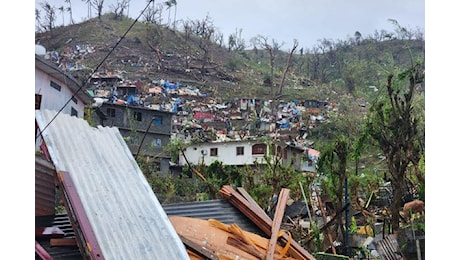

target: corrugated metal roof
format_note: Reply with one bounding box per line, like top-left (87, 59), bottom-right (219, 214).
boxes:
top-left (163, 199), bottom-right (266, 237)
top-left (35, 109), bottom-right (189, 260)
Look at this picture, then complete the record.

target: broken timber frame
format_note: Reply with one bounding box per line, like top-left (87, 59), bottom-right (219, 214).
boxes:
top-left (220, 185), bottom-right (316, 260)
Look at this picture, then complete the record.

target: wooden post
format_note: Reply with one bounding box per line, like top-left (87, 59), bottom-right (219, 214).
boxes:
top-left (315, 187), bottom-right (336, 254)
top-left (266, 188), bottom-right (290, 260)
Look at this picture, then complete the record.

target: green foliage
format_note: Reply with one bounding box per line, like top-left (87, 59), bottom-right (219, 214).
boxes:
top-left (350, 216), bottom-right (358, 234)
top-left (309, 222), bottom-right (324, 253)
top-left (55, 205), bottom-right (66, 214)
top-left (365, 60), bottom-right (425, 232)
top-left (203, 161), bottom-right (243, 197)
top-left (163, 138), bottom-right (188, 164)
top-left (84, 107), bottom-right (97, 127)
top-left (317, 135), bottom-right (350, 204)
top-left (262, 73), bottom-right (272, 87)
top-left (225, 57), bottom-right (240, 71)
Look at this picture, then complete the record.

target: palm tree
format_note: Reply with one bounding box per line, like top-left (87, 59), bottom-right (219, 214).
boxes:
top-left (64, 0), bottom-right (74, 24)
top-left (171, 0), bottom-right (177, 30)
top-left (35, 8), bottom-right (42, 32)
top-left (82, 0), bottom-right (92, 19)
top-left (165, 0), bottom-right (172, 26)
top-left (58, 6), bottom-right (65, 26)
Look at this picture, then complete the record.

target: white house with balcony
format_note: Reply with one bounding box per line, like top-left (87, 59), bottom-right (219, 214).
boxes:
top-left (178, 139), bottom-right (320, 174)
top-left (35, 52), bottom-right (92, 118)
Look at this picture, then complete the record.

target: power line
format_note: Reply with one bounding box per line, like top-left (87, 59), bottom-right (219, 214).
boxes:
top-left (36, 0), bottom-right (154, 141)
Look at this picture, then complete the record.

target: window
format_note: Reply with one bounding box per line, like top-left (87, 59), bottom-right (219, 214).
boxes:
top-left (154, 138), bottom-right (162, 147)
top-left (71, 107), bottom-right (78, 117)
top-left (134, 111), bottom-right (142, 121)
top-left (252, 143), bottom-right (266, 155)
top-left (35, 94), bottom-right (42, 109)
top-left (50, 81), bottom-right (61, 91)
top-left (71, 95), bottom-right (78, 104)
top-left (236, 146), bottom-right (244, 156)
top-left (153, 116), bottom-right (163, 125)
top-left (210, 148), bottom-right (218, 156)
top-left (107, 108), bottom-right (116, 117)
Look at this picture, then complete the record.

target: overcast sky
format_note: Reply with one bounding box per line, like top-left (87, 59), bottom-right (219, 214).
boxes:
top-left (35, 0), bottom-right (425, 50)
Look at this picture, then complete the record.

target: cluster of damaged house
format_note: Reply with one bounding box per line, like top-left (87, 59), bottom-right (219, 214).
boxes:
top-left (88, 72), bottom-right (331, 174)
top-left (36, 53), bottom-right (332, 175)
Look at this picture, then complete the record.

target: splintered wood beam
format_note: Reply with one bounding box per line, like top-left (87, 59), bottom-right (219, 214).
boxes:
top-left (226, 236), bottom-right (265, 259)
top-left (266, 188), bottom-right (290, 260)
top-left (220, 185), bottom-right (316, 260)
top-left (237, 187), bottom-right (272, 219)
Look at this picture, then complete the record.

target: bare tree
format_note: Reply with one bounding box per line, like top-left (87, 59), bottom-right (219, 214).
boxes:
top-left (413, 27), bottom-right (424, 41)
top-left (182, 19), bottom-right (192, 70)
top-left (142, 0), bottom-right (156, 23)
top-left (110, 0), bottom-right (130, 20)
top-left (146, 24), bottom-right (164, 71)
top-left (252, 35), bottom-right (283, 97)
top-left (194, 15), bottom-right (215, 74)
top-left (92, 0), bottom-right (105, 19)
top-left (156, 2), bottom-right (164, 24)
top-left (213, 31), bottom-right (224, 48)
top-left (228, 28), bottom-right (245, 51)
top-left (278, 39), bottom-right (298, 95)
top-left (40, 1), bottom-right (57, 32)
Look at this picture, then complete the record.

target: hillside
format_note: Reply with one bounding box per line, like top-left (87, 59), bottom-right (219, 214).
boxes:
top-left (35, 13), bottom-right (424, 104)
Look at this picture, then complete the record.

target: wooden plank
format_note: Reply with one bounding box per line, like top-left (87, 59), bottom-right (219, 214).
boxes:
top-left (315, 187), bottom-right (336, 254)
top-left (169, 215), bottom-right (287, 260)
top-left (50, 238), bottom-right (78, 247)
top-left (266, 188), bottom-right (290, 260)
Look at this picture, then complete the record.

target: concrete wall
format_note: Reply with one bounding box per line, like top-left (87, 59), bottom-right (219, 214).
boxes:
top-left (35, 67), bottom-right (86, 117)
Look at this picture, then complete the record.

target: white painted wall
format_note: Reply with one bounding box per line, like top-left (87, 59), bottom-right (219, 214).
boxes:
top-left (179, 141), bottom-right (268, 166)
top-left (35, 67), bottom-right (86, 118)
top-left (179, 141), bottom-right (319, 173)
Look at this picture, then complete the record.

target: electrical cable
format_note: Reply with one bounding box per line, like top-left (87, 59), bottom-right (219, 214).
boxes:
top-left (36, 0), bottom-right (154, 141)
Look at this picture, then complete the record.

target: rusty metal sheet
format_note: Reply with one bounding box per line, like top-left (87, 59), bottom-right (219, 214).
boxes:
top-left (35, 154), bottom-right (56, 218)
